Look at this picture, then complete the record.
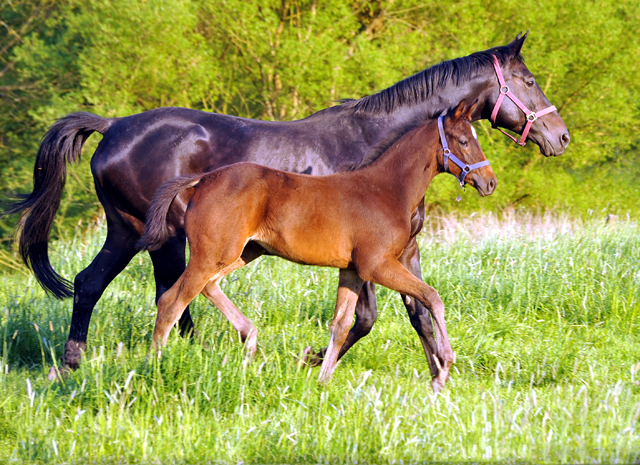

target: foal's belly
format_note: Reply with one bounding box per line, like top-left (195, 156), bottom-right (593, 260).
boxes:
top-left (252, 234), bottom-right (353, 269)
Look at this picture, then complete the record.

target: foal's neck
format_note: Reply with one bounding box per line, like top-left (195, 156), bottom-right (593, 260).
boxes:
top-left (362, 120), bottom-right (444, 213)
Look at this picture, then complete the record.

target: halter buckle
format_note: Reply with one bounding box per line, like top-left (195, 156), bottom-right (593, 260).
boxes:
top-left (500, 85), bottom-right (509, 94)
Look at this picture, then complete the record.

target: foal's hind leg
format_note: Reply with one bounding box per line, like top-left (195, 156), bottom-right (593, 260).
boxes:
top-left (200, 245), bottom-right (265, 358)
top-left (318, 269), bottom-right (364, 383)
top-left (364, 257), bottom-right (453, 392)
top-left (148, 231), bottom-right (197, 337)
top-left (151, 263), bottom-right (215, 350)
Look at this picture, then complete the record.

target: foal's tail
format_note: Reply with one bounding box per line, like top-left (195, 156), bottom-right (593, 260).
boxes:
top-left (3, 112), bottom-right (114, 299)
top-left (138, 174), bottom-right (204, 252)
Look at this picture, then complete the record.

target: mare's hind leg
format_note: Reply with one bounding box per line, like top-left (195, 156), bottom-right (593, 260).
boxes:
top-left (58, 222), bottom-right (138, 376)
top-left (148, 230), bottom-right (197, 337)
top-left (318, 269), bottom-right (364, 383)
top-left (364, 257), bottom-right (453, 393)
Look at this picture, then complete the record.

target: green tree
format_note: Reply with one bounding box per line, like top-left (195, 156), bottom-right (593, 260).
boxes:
top-left (1, 0), bottom-right (639, 251)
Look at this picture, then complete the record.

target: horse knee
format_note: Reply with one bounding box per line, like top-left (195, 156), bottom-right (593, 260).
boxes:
top-left (421, 287), bottom-right (443, 308)
top-left (73, 270), bottom-right (104, 309)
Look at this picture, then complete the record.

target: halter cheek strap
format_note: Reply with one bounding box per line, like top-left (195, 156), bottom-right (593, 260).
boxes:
top-left (438, 116), bottom-right (490, 188)
top-left (490, 55), bottom-right (557, 146)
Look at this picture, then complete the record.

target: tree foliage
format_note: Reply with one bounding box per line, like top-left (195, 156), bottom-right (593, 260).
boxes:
top-left (1, 0), bottom-right (639, 244)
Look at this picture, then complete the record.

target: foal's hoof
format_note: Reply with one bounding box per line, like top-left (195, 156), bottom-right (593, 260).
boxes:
top-left (47, 365), bottom-right (70, 382)
top-left (295, 347), bottom-right (325, 367)
top-left (431, 377), bottom-right (446, 394)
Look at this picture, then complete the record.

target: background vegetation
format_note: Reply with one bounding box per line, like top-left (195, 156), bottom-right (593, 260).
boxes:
top-left (1, 3), bottom-right (640, 461)
top-left (1, 213), bottom-right (639, 462)
top-left (1, 0), bottom-right (640, 247)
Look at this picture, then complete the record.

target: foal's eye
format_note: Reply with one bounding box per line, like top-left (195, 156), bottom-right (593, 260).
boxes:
top-left (458, 138), bottom-right (468, 147)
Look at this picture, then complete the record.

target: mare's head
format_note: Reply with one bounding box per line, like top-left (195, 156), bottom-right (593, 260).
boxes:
top-left (441, 101), bottom-right (496, 197)
top-left (484, 32), bottom-right (570, 156)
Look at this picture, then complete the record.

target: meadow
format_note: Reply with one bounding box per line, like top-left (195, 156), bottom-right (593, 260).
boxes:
top-left (1, 211), bottom-right (639, 463)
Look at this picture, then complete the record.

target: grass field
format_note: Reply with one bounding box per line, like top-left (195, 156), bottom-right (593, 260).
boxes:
top-left (1, 212), bottom-right (639, 463)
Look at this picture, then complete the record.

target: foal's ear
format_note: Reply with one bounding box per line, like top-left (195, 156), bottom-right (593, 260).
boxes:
top-left (508, 31), bottom-right (528, 57)
top-left (452, 100), bottom-right (467, 120)
top-left (463, 99), bottom-right (479, 121)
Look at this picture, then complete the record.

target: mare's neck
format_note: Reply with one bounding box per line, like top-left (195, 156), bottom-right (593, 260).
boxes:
top-left (353, 71), bottom-right (493, 168)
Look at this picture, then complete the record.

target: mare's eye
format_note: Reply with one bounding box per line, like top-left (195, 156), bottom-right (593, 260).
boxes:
top-left (525, 78), bottom-right (535, 87)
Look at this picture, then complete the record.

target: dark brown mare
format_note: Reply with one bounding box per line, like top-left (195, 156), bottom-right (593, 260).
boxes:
top-left (5, 33), bottom-right (569, 380)
top-left (139, 101), bottom-right (496, 391)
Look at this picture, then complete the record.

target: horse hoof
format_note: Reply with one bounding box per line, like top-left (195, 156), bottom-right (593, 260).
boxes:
top-left (47, 366), bottom-right (69, 382)
top-left (431, 378), bottom-right (445, 393)
top-left (295, 347), bottom-right (325, 367)
top-left (295, 346), bottom-right (314, 367)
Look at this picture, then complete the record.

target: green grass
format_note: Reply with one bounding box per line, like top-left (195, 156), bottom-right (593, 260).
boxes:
top-left (1, 212), bottom-right (640, 463)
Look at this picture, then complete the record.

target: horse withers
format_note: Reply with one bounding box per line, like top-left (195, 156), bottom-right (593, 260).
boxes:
top-left (139, 101), bottom-right (496, 392)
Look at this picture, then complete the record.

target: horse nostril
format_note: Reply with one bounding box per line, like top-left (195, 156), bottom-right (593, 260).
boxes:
top-left (489, 179), bottom-right (495, 191)
top-left (561, 132), bottom-right (570, 146)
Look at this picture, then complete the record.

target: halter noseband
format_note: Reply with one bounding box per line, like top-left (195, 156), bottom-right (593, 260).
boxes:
top-left (438, 116), bottom-right (490, 188)
top-left (490, 55), bottom-right (557, 146)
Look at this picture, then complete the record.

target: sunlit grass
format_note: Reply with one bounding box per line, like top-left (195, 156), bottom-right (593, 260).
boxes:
top-left (1, 212), bottom-right (639, 463)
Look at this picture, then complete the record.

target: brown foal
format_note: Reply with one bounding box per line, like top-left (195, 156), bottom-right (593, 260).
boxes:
top-left (139, 101), bottom-right (497, 392)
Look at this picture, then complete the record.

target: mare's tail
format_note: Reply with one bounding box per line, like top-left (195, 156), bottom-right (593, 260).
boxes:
top-left (3, 112), bottom-right (114, 299)
top-left (137, 174), bottom-right (203, 252)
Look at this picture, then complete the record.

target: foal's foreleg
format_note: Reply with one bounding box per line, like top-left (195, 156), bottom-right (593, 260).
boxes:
top-left (397, 235), bottom-right (440, 380)
top-left (318, 269), bottom-right (364, 383)
top-left (302, 281), bottom-right (377, 367)
top-left (366, 258), bottom-right (453, 392)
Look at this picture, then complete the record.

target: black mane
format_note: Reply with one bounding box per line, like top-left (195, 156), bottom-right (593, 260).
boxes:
top-left (342, 45), bottom-right (522, 115)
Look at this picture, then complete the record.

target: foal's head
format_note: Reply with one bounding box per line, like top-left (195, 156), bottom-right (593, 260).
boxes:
top-left (440, 101), bottom-right (497, 197)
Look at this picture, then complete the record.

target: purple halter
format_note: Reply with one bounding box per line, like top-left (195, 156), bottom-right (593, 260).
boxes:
top-left (437, 115), bottom-right (490, 188)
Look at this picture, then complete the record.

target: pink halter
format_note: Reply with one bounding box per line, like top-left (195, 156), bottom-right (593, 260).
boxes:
top-left (490, 55), bottom-right (557, 146)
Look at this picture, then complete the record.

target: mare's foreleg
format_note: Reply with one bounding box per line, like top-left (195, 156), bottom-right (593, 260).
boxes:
top-left (365, 257), bottom-right (453, 392)
top-left (318, 269), bottom-right (364, 383)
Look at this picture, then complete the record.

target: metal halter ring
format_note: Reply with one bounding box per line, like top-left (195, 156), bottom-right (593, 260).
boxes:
top-left (526, 113), bottom-right (537, 122)
top-left (500, 85), bottom-right (510, 94)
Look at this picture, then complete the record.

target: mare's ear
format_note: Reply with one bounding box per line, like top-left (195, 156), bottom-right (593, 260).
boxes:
top-left (463, 99), bottom-right (479, 121)
top-left (452, 100), bottom-right (467, 120)
top-left (508, 31), bottom-right (528, 58)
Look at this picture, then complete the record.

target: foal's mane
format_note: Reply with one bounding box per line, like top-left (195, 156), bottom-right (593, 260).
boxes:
top-left (341, 44), bottom-right (523, 115)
